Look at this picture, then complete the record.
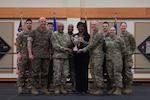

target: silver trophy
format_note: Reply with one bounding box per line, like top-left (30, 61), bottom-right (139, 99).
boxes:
top-left (73, 35), bottom-right (79, 51)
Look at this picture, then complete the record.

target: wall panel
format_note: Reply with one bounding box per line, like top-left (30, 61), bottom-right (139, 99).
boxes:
top-left (0, 8), bottom-right (150, 19)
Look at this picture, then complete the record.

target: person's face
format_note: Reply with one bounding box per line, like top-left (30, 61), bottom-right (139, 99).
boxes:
top-left (109, 27), bottom-right (116, 36)
top-left (77, 24), bottom-right (84, 33)
top-left (91, 21), bottom-right (98, 32)
top-left (68, 25), bottom-right (74, 34)
top-left (47, 24), bottom-right (54, 31)
top-left (26, 21), bottom-right (32, 30)
top-left (102, 23), bottom-right (109, 32)
top-left (57, 23), bottom-right (64, 33)
top-left (120, 22), bottom-right (127, 33)
top-left (39, 17), bottom-right (46, 29)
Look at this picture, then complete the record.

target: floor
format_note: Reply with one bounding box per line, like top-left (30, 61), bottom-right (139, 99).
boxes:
top-left (0, 82), bottom-right (150, 100)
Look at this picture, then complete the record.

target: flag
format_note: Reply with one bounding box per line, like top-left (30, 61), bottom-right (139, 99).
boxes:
top-left (114, 16), bottom-right (118, 35)
top-left (17, 20), bottom-right (22, 32)
top-left (17, 15), bottom-right (23, 32)
top-left (53, 17), bottom-right (57, 32)
top-left (83, 15), bottom-right (90, 42)
top-left (84, 15), bottom-right (88, 34)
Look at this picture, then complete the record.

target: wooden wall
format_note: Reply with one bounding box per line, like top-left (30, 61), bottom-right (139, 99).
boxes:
top-left (0, 7), bottom-right (150, 18)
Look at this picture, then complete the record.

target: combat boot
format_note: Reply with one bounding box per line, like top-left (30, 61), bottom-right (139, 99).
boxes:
top-left (31, 86), bottom-right (39, 95)
top-left (55, 85), bottom-right (60, 94)
top-left (123, 84), bottom-right (132, 94)
top-left (41, 86), bottom-right (50, 94)
top-left (91, 88), bottom-right (103, 95)
top-left (113, 88), bottom-right (121, 95)
top-left (60, 85), bottom-right (67, 94)
top-left (18, 87), bottom-right (23, 94)
top-left (107, 87), bottom-right (116, 94)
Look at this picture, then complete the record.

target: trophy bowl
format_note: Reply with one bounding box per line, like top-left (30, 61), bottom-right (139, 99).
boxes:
top-left (73, 35), bottom-right (79, 52)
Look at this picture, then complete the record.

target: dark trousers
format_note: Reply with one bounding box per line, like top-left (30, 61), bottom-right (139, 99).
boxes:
top-left (47, 59), bottom-right (53, 89)
top-left (74, 53), bottom-right (89, 93)
top-left (103, 56), bottom-right (112, 91)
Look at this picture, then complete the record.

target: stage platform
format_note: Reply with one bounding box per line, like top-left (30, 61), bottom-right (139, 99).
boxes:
top-left (0, 82), bottom-right (150, 100)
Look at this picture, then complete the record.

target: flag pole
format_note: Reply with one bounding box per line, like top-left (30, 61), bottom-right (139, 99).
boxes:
top-left (16, 10), bottom-right (23, 74)
top-left (114, 12), bottom-right (118, 35)
top-left (20, 11), bottom-right (23, 29)
top-left (53, 11), bottom-right (56, 17)
top-left (114, 12), bottom-right (118, 23)
top-left (84, 11), bottom-right (88, 26)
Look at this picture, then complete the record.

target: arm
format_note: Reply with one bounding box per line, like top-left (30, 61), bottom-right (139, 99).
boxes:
top-left (129, 34), bottom-right (136, 53)
top-left (27, 40), bottom-right (34, 60)
top-left (49, 42), bottom-right (53, 60)
top-left (51, 33), bottom-right (72, 52)
top-left (120, 38), bottom-right (128, 56)
top-left (82, 33), bottom-right (103, 53)
top-left (16, 34), bottom-right (22, 61)
top-left (27, 31), bottom-right (34, 60)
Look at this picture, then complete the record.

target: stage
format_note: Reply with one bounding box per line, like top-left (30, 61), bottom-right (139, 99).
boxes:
top-left (0, 82), bottom-right (150, 100)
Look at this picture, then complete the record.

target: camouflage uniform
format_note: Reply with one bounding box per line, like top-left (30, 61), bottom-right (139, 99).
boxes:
top-left (51, 32), bottom-right (71, 86)
top-left (102, 32), bottom-right (111, 91)
top-left (16, 29), bottom-right (31, 88)
top-left (105, 36), bottom-right (127, 88)
top-left (68, 34), bottom-right (75, 85)
top-left (82, 30), bottom-right (104, 89)
top-left (27, 27), bottom-right (51, 87)
top-left (119, 31), bottom-right (136, 88)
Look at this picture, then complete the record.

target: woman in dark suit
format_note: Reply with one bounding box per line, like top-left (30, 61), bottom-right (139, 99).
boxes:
top-left (73, 22), bottom-right (90, 93)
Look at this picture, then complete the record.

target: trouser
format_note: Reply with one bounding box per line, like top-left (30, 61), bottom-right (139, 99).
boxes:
top-left (30, 58), bottom-right (50, 87)
top-left (90, 58), bottom-right (104, 88)
top-left (53, 58), bottom-right (69, 86)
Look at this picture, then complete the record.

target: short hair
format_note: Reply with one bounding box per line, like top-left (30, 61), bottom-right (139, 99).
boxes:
top-left (103, 21), bottom-right (109, 26)
top-left (25, 18), bottom-right (32, 23)
top-left (77, 22), bottom-right (84, 28)
top-left (47, 22), bottom-right (54, 26)
top-left (120, 22), bottom-right (127, 26)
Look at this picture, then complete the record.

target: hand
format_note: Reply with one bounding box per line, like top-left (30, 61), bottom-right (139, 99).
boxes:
top-left (77, 49), bottom-right (83, 53)
top-left (71, 37), bottom-right (74, 42)
top-left (50, 54), bottom-right (53, 60)
top-left (29, 54), bottom-right (34, 60)
top-left (79, 37), bottom-right (84, 43)
top-left (17, 52), bottom-right (22, 61)
top-left (65, 48), bottom-right (72, 53)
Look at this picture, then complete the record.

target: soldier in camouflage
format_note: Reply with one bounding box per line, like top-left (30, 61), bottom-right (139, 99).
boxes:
top-left (51, 22), bottom-right (72, 94)
top-left (78, 21), bottom-right (104, 95)
top-left (27, 17), bottom-right (51, 95)
top-left (105, 27), bottom-right (127, 95)
top-left (101, 21), bottom-right (111, 91)
top-left (119, 22), bottom-right (136, 94)
top-left (16, 18), bottom-right (32, 94)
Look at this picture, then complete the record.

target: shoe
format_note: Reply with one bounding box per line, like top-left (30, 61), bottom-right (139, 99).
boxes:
top-left (18, 87), bottom-right (23, 94)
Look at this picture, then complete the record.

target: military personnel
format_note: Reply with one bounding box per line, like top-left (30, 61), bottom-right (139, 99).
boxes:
top-left (47, 22), bottom-right (54, 32)
top-left (51, 22), bottom-right (72, 94)
top-left (78, 21), bottom-right (104, 95)
top-left (16, 18), bottom-right (32, 94)
top-left (46, 22), bottom-right (54, 91)
top-left (101, 21), bottom-right (111, 91)
top-left (67, 24), bottom-right (76, 92)
top-left (119, 22), bottom-right (136, 94)
top-left (27, 17), bottom-right (51, 95)
top-left (106, 27), bottom-right (127, 95)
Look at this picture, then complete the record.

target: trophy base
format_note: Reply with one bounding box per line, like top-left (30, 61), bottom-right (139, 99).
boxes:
top-left (73, 50), bottom-right (78, 53)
